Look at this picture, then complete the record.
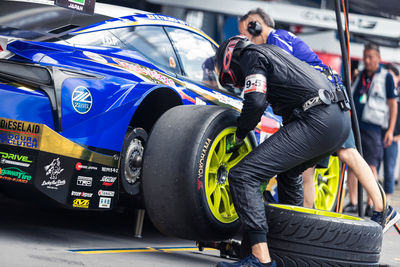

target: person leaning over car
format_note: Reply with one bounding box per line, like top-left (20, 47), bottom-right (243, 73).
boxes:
top-left (238, 8), bottom-right (386, 213)
top-left (214, 35), bottom-right (352, 267)
top-left (214, 35), bottom-right (400, 267)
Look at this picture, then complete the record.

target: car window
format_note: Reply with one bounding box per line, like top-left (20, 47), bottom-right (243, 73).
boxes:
top-left (164, 27), bottom-right (220, 88)
top-left (54, 30), bottom-right (126, 48)
top-left (109, 26), bottom-right (179, 74)
top-left (52, 26), bottom-right (179, 75)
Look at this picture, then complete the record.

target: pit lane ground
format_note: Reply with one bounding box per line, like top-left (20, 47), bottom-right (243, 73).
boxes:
top-left (0, 186), bottom-right (399, 267)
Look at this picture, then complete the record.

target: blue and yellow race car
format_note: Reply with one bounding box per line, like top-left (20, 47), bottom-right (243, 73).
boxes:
top-left (0, 1), bottom-right (341, 242)
top-left (0, 0), bottom-right (283, 241)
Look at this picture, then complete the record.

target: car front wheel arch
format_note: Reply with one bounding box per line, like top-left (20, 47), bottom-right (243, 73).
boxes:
top-left (129, 87), bottom-right (183, 134)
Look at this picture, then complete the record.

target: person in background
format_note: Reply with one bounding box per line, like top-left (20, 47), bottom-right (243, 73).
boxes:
top-left (238, 8), bottom-right (383, 214)
top-left (346, 43), bottom-right (398, 219)
top-left (351, 60), bottom-right (360, 84)
top-left (202, 56), bottom-right (219, 88)
top-left (381, 63), bottom-right (400, 201)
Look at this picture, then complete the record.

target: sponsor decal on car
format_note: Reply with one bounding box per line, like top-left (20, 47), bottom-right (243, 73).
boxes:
top-left (214, 91), bottom-right (243, 108)
top-left (98, 190), bottom-right (115, 197)
top-left (73, 198), bottom-right (90, 208)
top-left (0, 166), bottom-right (31, 183)
top-left (146, 14), bottom-right (187, 25)
top-left (71, 0), bottom-right (85, 4)
top-left (100, 176), bottom-right (116, 186)
top-left (42, 158), bottom-right (66, 189)
top-left (195, 98), bottom-right (207, 105)
top-left (75, 162), bottom-right (97, 171)
top-left (55, 0), bottom-right (95, 15)
top-left (1, 158), bottom-right (30, 168)
top-left (41, 179), bottom-right (66, 189)
top-left (71, 86), bottom-right (93, 114)
top-left (0, 119), bottom-right (40, 134)
top-left (183, 83), bottom-right (242, 110)
top-left (113, 58), bottom-right (175, 87)
top-left (44, 158), bottom-right (64, 179)
top-left (0, 152), bottom-right (32, 168)
top-left (99, 197), bottom-right (111, 208)
top-left (77, 176), bottom-right (92, 187)
top-left (0, 133), bottom-right (38, 148)
top-left (71, 191), bottom-right (93, 198)
top-left (101, 167), bottom-right (118, 174)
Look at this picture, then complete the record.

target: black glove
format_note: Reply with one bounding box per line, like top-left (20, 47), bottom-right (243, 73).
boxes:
top-left (226, 134), bottom-right (244, 153)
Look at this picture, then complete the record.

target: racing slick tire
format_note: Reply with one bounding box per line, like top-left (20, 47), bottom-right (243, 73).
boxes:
top-left (241, 204), bottom-right (382, 266)
top-left (120, 128), bottom-right (147, 196)
top-left (142, 105), bottom-right (255, 241)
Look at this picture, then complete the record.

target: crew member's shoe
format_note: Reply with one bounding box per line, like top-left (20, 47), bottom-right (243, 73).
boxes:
top-left (216, 254), bottom-right (277, 267)
top-left (365, 204), bottom-right (373, 217)
top-left (371, 205), bottom-right (400, 233)
top-left (343, 202), bottom-right (358, 213)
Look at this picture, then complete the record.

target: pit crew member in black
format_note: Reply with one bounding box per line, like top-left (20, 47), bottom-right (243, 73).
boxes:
top-left (214, 35), bottom-right (351, 267)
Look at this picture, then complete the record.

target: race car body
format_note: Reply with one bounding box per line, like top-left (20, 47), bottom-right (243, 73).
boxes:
top-left (0, 1), bottom-right (280, 214)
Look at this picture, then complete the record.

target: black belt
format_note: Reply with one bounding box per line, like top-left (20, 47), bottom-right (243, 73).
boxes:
top-left (302, 88), bottom-right (350, 112)
top-left (302, 96), bottom-right (324, 111)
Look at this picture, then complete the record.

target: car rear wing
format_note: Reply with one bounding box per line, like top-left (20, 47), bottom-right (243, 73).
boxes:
top-left (0, 36), bottom-right (52, 87)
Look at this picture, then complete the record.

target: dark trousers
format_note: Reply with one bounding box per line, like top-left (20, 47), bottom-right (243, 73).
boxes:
top-left (383, 141), bottom-right (398, 194)
top-left (229, 103), bottom-right (351, 246)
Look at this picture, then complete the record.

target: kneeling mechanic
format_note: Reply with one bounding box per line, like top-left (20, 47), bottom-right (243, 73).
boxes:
top-left (214, 35), bottom-right (352, 267)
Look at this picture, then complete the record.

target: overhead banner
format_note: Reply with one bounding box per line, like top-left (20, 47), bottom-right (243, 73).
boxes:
top-left (54, 0), bottom-right (96, 15)
top-left (147, 0), bottom-right (400, 40)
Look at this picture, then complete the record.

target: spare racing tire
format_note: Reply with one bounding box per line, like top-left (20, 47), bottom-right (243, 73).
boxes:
top-left (142, 105), bottom-right (255, 241)
top-left (241, 204), bottom-right (382, 266)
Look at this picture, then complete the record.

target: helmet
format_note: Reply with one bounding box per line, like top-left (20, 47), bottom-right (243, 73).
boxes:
top-left (215, 35), bottom-right (252, 88)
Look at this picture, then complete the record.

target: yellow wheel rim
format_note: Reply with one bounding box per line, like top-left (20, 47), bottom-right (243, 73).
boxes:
top-left (314, 156), bottom-right (340, 211)
top-left (269, 203), bottom-right (362, 220)
top-left (205, 128), bottom-right (252, 223)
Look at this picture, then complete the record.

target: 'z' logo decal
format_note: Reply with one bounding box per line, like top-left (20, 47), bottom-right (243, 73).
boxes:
top-left (72, 86), bottom-right (93, 114)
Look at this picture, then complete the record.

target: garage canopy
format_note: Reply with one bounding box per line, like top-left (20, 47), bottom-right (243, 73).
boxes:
top-left (349, 0), bottom-right (400, 18)
top-left (147, 0), bottom-right (400, 41)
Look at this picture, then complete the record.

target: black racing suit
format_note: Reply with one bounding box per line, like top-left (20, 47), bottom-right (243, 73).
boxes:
top-left (229, 44), bottom-right (351, 246)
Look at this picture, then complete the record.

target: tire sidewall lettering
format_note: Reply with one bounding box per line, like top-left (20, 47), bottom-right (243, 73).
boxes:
top-left (197, 138), bottom-right (211, 191)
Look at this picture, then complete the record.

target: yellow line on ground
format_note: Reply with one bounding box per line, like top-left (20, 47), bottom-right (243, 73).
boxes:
top-left (76, 249), bottom-right (150, 254)
top-left (146, 247), bottom-right (159, 252)
top-left (74, 247), bottom-right (215, 255)
top-left (160, 248), bottom-right (215, 252)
